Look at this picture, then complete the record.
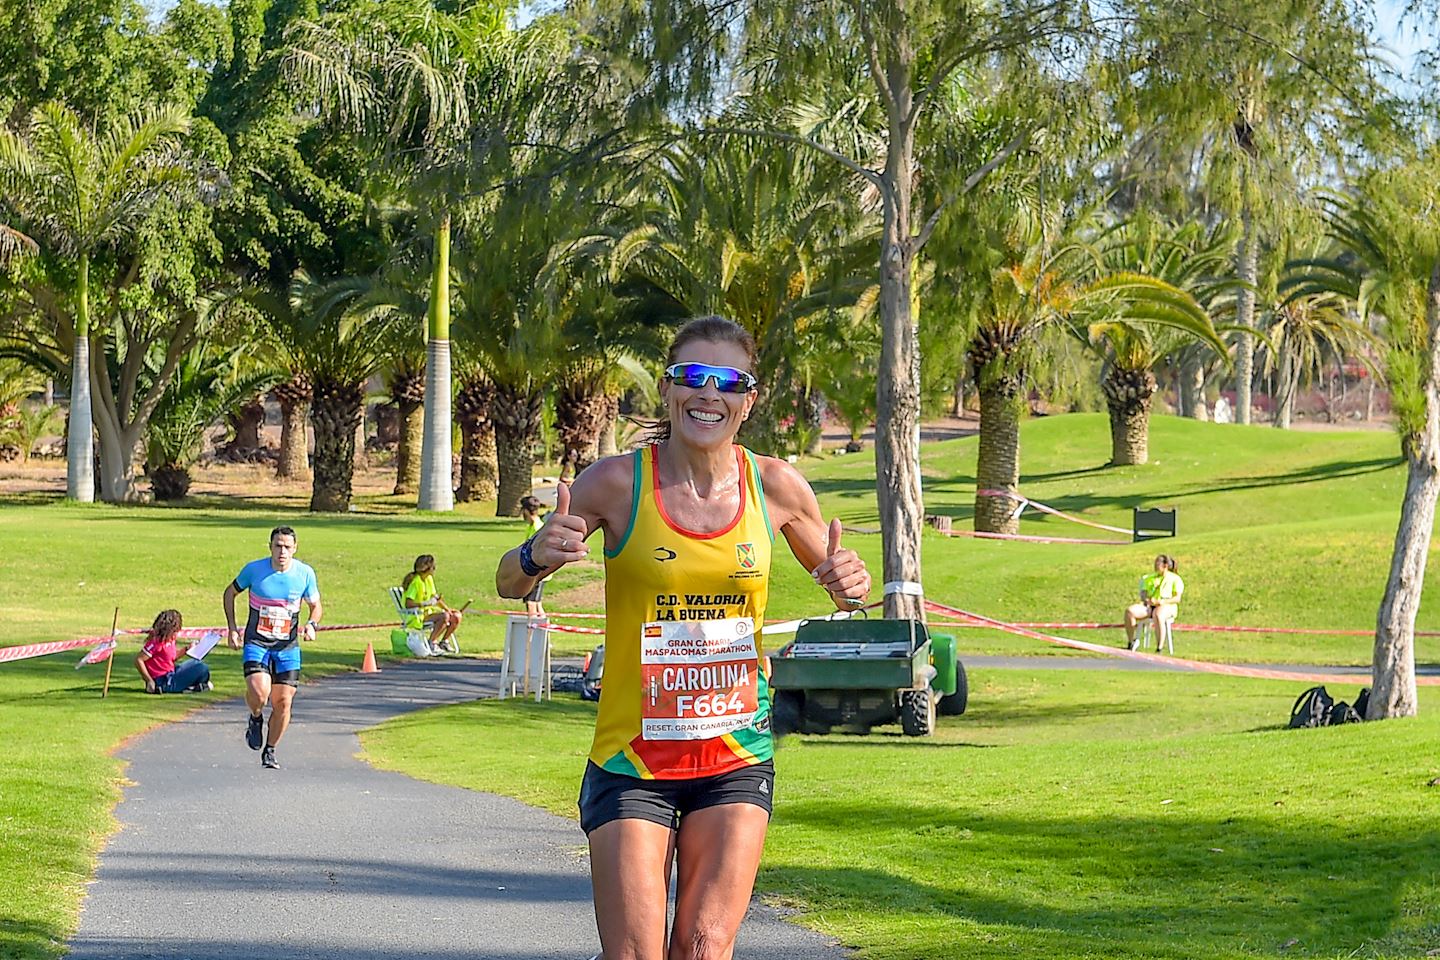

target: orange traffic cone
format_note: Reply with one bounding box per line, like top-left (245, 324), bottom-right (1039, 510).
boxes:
top-left (360, 642), bottom-right (380, 674)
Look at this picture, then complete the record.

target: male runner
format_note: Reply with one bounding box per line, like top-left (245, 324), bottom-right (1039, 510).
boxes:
top-left (223, 526), bottom-right (322, 770)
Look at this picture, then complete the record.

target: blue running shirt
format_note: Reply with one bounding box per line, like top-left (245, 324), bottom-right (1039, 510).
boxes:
top-left (234, 558), bottom-right (319, 649)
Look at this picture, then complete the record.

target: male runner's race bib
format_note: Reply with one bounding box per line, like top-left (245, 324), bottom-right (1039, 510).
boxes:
top-left (256, 606), bottom-right (293, 642)
top-left (641, 616), bottom-right (759, 741)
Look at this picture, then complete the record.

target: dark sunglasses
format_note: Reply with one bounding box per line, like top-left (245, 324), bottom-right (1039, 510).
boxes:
top-left (663, 363), bottom-right (757, 394)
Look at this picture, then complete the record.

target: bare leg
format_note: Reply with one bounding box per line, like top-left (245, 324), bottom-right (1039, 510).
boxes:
top-left (442, 611), bottom-right (462, 643)
top-left (1124, 603), bottom-right (1150, 648)
top-left (668, 804), bottom-right (770, 960)
top-left (245, 672), bottom-right (271, 717)
top-left (588, 818), bottom-right (674, 960)
top-left (267, 683), bottom-right (296, 746)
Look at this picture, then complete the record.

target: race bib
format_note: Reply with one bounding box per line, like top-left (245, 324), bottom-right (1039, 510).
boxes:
top-left (257, 606), bottom-right (293, 641)
top-left (641, 616), bottom-right (759, 741)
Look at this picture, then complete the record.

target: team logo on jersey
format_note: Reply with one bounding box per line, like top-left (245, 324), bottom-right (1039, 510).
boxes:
top-left (736, 542), bottom-right (757, 569)
top-left (653, 546), bottom-right (678, 562)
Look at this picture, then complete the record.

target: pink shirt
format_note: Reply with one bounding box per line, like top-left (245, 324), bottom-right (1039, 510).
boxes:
top-left (140, 635), bottom-right (178, 677)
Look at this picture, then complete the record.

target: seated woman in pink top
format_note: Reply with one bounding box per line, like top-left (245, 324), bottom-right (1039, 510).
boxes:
top-left (135, 609), bottom-right (213, 694)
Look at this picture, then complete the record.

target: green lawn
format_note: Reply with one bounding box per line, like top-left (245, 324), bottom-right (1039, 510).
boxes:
top-left (362, 673), bottom-right (1440, 960)
top-left (1, 413), bottom-right (1436, 959)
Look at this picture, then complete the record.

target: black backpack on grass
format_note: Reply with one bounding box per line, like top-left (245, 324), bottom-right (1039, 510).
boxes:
top-left (1289, 686), bottom-right (1333, 729)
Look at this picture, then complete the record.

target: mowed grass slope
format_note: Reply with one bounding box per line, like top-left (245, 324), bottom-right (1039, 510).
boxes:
top-left (363, 675), bottom-right (1440, 960)
top-left (815, 414), bottom-right (1435, 665)
top-left (0, 414), bottom-right (1433, 958)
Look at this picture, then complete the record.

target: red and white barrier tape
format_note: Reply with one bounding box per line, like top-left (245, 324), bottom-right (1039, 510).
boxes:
top-left (0, 635), bottom-right (115, 665)
top-left (940, 528), bottom-right (1130, 546)
top-left (976, 488), bottom-right (1134, 536)
top-left (922, 598), bottom-right (1440, 686)
top-left (934, 617), bottom-right (1440, 639)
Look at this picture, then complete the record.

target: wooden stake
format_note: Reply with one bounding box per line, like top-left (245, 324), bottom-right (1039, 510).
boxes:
top-left (101, 606), bottom-right (119, 699)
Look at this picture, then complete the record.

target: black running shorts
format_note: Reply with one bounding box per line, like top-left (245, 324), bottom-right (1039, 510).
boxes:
top-left (577, 759), bottom-right (775, 835)
top-left (523, 580), bottom-right (545, 604)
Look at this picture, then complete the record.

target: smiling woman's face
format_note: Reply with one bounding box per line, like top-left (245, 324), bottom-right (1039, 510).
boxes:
top-left (660, 339), bottom-right (758, 452)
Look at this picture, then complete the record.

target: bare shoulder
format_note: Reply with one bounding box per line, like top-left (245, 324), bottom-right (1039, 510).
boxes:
top-left (571, 451), bottom-right (639, 525)
top-left (752, 452), bottom-right (819, 524)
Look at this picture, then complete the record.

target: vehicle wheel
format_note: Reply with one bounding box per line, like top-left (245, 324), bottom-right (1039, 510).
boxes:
top-left (939, 661), bottom-right (968, 716)
top-left (772, 690), bottom-right (802, 737)
top-left (899, 689), bottom-right (935, 736)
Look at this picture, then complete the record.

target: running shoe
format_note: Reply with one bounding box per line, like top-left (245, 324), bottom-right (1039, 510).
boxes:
top-left (261, 746), bottom-right (279, 769)
top-left (246, 713), bottom-right (264, 750)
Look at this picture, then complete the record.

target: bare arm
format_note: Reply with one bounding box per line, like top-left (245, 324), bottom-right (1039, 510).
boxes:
top-left (496, 456), bottom-right (631, 599)
top-left (135, 652), bottom-right (157, 692)
top-left (222, 583), bottom-right (241, 648)
top-left (304, 597), bottom-right (322, 641)
top-left (758, 458), bottom-right (871, 610)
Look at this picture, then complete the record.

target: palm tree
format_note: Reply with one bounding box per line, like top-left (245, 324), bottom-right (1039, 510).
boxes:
top-left (596, 138), bottom-right (868, 449)
top-left (956, 200), bottom-right (1229, 532)
top-left (1081, 216), bottom-right (1236, 464)
top-left (1285, 175), bottom-right (1440, 720)
top-left (0, 102), bottom-right (193, 501)
top-left (284, 4), bottom-right (579, 512)
top-left (451, 191), bottom-right (565, 516)
top-left (1264, 290), bottom-right (1374, 430)
top-left (145, 346), bottom-right (280, 500)
top-left (248, 272), bottom-right (406, 512)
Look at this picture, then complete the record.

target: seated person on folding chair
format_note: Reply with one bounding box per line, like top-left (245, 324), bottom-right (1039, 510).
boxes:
top-left (401, 554), bottom-right (462, 653)
top-left (1124, 554), bottom-right (1184, 651)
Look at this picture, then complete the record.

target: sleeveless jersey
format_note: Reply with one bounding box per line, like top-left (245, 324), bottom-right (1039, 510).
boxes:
top-left (590, 444), bottom-right (775, 780)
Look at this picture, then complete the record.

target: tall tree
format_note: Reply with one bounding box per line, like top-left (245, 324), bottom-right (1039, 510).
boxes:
top-left (1114, 0), bottom-right (1380, 425)
top-left (0, 103), bottom-right (198, 501)
top-left (284, 1), bottom-right (580, 512)
top-left (1285, 173), bottom-right (1440, 719)
top-left (582, 0), bottom-right (1089, 618)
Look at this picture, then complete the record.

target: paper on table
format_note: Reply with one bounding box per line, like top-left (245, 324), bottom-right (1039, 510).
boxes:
top-left (186, 631), bottom-right (221, 660)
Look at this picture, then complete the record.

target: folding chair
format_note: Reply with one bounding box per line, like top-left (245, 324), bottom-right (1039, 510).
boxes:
top-left (388, 586), bottom-right (434, 656)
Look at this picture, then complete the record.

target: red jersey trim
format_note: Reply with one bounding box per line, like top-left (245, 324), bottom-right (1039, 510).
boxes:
top-left (650, 445), bottom-right (747, 541)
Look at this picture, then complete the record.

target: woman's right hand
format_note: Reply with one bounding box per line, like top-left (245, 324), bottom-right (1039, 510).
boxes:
top-left (529, 484), bottom-right (590, 569)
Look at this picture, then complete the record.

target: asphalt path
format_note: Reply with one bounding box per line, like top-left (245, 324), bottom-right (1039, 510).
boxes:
top-left (67, 659), bottom-right (846, 960)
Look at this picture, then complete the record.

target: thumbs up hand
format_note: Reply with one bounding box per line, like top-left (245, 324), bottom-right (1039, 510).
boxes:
top-left (811, 518), bottom-right (872, 611)
top-left (531, 483), bottom-right (590, 569)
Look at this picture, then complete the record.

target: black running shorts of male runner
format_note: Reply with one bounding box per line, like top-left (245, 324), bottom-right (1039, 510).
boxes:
top-left (522, 580), bottom-right (545, 604)
top-left (577, 759), bottom-right (775, 834)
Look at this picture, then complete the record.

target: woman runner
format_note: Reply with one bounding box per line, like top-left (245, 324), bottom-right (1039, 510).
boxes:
top-left (497, 316), bottom-right (871, 960)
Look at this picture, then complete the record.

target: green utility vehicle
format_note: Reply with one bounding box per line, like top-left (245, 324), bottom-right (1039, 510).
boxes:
top-left (768, 616), bottom-right (966, 736)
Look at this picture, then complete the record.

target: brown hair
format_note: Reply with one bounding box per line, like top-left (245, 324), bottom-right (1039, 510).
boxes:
top-left (148, 609), bottom-right (183, 643)
top-left (666, 315), bottom-right (757, 370)
top-left (403, 554), bottom-right (436, 590)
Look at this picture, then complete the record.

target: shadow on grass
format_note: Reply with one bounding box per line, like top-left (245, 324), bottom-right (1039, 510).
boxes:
top-left (763, 803), bottom-right (1435, 958)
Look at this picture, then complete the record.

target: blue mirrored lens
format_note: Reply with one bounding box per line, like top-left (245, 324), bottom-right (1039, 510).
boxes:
top-left (665, 363), bottom-right (755, 393)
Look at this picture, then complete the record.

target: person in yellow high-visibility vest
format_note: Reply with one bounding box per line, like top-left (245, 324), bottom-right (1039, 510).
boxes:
top-left (1125, 554), bottom-right (1184, 650)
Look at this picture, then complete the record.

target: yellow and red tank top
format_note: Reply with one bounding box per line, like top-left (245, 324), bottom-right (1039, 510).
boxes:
top-left (591, 443), bottom-right (775, 780)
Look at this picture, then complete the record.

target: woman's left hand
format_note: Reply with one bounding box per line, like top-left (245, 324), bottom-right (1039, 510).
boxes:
top-left (811, 519), bottom-right (871, 610)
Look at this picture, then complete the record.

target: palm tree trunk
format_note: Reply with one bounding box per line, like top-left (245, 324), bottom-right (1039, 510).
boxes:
top-left (309, 378), bottom-right (364, 513)
top-left (1370, 262), bottom-right (1440, 719)
top-left (556, 378), bottom-right (610, 482)
top-left (493, 382), bottom-right (542, 517)
top-left (67, 255), bottom-right (94, 501)
top-left (276, 386), bottom-right (311, 480)
top-left (418, 214), bottom-right (454, 512)
top-left (394, 399), bottom-right (422, 494)
top-left (597, 395), bottom-right (621, 458)
top-left (227, 397), bottom-right (265, 451)
top-left (1103, 366), bottom-right (1155, 466)
top-left (974, 382), bottom-right (1023, 535)
top-left (1179, 354), bottom-right (1208, 421)
top-left (456, 374), bottom-right (497, 503)
top-left (1273, 345), bottom-right (1295, 430)
top-left (1234, 203), bottom-right (1258, 425)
